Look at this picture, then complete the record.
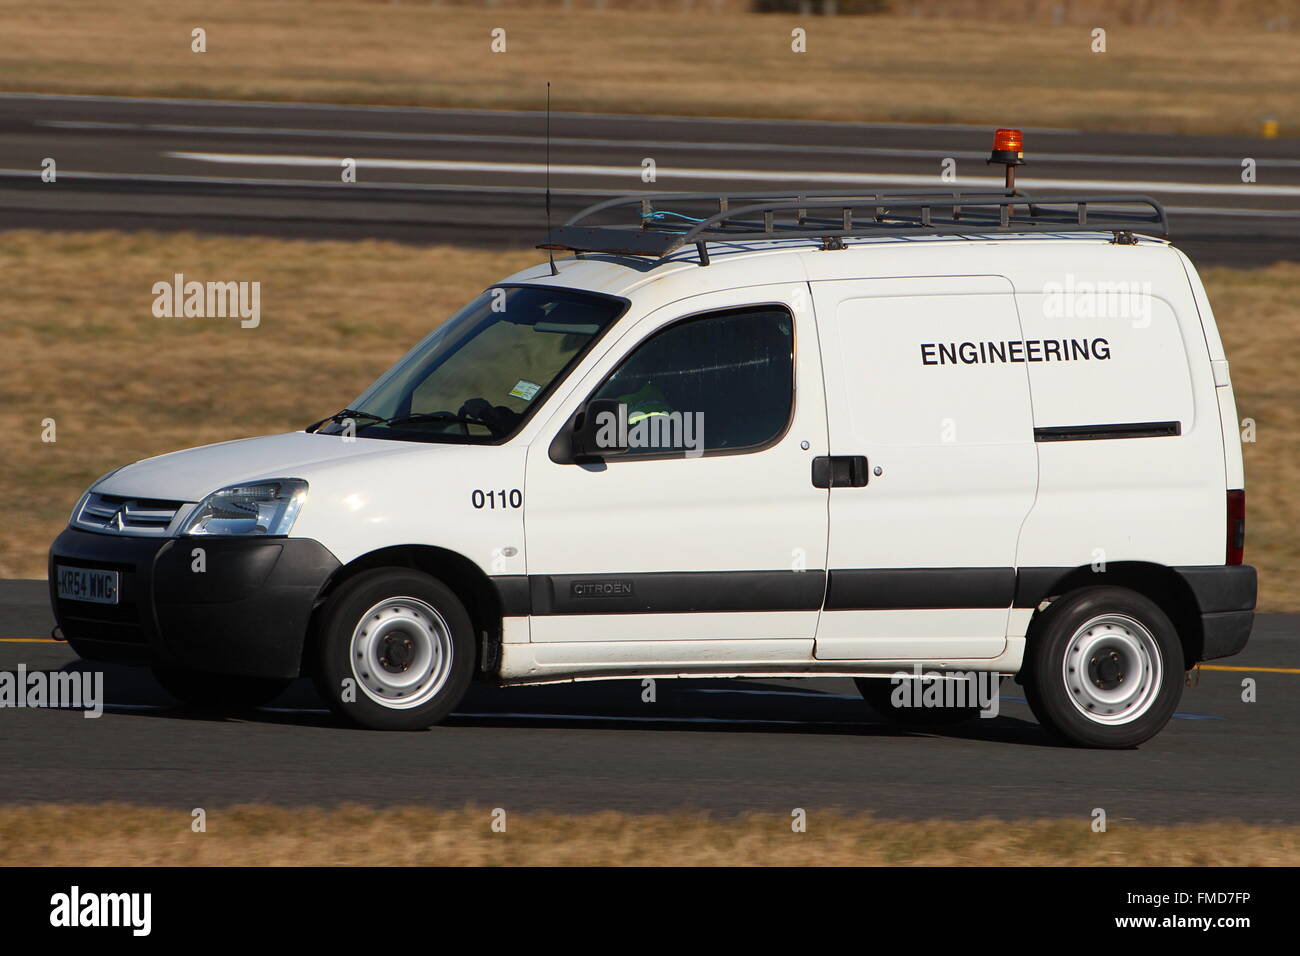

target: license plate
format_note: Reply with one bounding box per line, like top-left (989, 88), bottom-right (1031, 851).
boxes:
top-left (56, 566), bottom-right (120, 605)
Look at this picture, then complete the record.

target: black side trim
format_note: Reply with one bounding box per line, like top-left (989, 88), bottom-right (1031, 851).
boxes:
top-left (491, 565), bottom-right (1258, 619)
top-left (1014, 565), bottom-right (1259, 614)
top-left (491, 571), bottom-right (828, 617)
top-left (1013, 566), bottom-right (1073, 608)
top-left (826, 568), bottom-right (1015, 611)
top-left (1034, 421), bottom-right (1181, 442)
top-left (491, 575), bottom-right (532, 617)
top-left (536, 570), bottom-right (826, 615)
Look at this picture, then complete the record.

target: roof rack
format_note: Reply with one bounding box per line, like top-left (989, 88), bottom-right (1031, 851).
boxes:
top-left (538, 190), bottom-right (1169, 265)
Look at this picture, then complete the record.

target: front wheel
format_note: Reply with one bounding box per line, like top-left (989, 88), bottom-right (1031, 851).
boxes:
top-left (1022, 586), bottom-right (1184, 748)
top-left (312, 568), bottom-right (476, 730)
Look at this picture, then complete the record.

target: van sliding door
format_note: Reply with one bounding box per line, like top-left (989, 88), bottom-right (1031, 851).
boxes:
top-left (810, 276), bottom-right (1037, 661)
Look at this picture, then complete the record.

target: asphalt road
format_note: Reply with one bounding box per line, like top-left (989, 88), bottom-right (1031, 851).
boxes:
top-left (1, 92), bottom-right (1298, 266)
top-left (1, 579), bottom-right (1296, 821)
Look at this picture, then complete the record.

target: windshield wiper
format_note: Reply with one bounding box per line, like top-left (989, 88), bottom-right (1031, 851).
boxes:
top-left (305, 408), bottom-right (387, 433)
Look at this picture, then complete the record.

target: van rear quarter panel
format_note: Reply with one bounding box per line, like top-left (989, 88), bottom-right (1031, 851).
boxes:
top-left (1175, 248), bottom-right (1246, 492)
top-left (799, 239), bottom-right (1225, 569)
top-left (1008, 245), bottom-right (1225, 568)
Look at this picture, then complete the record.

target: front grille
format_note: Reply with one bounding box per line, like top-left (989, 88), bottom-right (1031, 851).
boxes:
top-left (75, 493), bottom-right (183, 536)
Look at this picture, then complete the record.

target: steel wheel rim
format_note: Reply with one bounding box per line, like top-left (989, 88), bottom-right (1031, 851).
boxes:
top-left (349, 596), bottom-right (453, 709)
top-left (1061, 613), bottom-right (1163, 725)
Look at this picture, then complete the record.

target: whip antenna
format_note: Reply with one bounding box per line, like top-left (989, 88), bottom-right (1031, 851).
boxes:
top-left (546, 82), bottom-right (557, 276)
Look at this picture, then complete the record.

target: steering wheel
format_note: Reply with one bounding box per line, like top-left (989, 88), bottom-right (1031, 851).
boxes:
top-left (458, 398), bottom-right (521, 435)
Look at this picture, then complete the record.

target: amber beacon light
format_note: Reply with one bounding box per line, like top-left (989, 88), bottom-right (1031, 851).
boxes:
top-left (988, 127), bottom-right (1025, 191)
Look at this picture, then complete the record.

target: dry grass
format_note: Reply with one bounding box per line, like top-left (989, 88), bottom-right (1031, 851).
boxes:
top-left (0, 0), bottom-right (1296, 134)
top-left (318, 0), bottom-right (1300, 28)
top-left (1, 232), bottom-right (1296, 610)
top-left (2, 804), bottom-right (1298, 865)
top-left (0, 231), bottom-right (537, 579)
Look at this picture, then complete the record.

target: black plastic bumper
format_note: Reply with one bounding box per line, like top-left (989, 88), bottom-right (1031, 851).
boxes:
top-left (49, 527), bottom-right (340, 679)
top-left (1175, 565), bottom-right (1257, 662)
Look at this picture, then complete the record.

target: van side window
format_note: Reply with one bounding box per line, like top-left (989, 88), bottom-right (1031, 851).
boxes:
top-left (591, 306), bottom-right (794, 456)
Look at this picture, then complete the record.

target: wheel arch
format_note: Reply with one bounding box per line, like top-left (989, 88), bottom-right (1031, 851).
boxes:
top-left (1024, 562), bottom-right (1202, 669)
top-left (305, 544), bottom-right (503, 679)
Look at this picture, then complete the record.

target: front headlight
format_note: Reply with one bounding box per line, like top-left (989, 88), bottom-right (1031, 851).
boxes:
top-left (182, 479), bottom-right (308, 537)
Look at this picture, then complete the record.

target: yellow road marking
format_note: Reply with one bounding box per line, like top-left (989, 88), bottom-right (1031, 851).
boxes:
top-left (0, 638), bottom-right (56, 644)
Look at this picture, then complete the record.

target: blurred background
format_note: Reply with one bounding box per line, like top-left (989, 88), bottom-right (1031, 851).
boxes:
top-left (2, 0), bottom-right (1296, 609)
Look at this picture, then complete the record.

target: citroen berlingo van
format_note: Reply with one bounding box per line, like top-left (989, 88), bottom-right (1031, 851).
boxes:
top-left (49, 187), bottom-right (1256, 748)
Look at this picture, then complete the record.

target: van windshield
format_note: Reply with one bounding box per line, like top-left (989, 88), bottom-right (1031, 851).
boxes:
top-left (313, 286), bottom-right (626, 444)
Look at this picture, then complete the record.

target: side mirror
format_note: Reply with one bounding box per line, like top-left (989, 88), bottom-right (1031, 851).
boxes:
top-left (574, 398), bottom-right (627, 459)
top-left (548, 398), bottom-right (629, 464)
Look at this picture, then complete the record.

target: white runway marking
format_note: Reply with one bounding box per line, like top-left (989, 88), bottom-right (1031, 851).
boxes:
top-left (2, 167), bottom-right (1290, 218)
top-left (166, 152), bottom-right (1300, 198)
top-left (40, 120), bottom-right (1300, 168)
top-left (0, 166), bottom-right (610, 196)
top-left (0, 92), bottom-right (1082, 132)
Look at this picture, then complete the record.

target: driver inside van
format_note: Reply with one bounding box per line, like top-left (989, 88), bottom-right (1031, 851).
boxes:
top-left (617, 382), bottom-right (675, 427)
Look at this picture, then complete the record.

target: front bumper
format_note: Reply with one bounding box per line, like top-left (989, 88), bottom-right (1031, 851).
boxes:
top-left (49, 526), bottom-right (340, 679)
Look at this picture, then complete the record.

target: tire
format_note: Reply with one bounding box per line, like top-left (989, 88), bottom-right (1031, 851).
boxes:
top-left (311, 568), bottom-right (476, 731)
top-left (153, 666), bottom-right (289, 710)
top-left (1022, 586), bottom-right (1184, 749)
top-left (855, 675), bottom-right (985, 727)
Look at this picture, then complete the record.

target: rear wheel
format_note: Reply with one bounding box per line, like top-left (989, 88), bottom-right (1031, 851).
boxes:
top-left (312, 568), bottom-right (476, 731)
top-left (153, 666), bottom-right (289, 710)
top-left (855, 676), bottom-right (984, 727)
top-left (1022, 586), bottom-right (1184, 748)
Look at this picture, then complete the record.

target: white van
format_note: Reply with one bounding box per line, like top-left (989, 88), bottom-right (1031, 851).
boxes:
top-left (49, 189), bottom-right (1255, 748)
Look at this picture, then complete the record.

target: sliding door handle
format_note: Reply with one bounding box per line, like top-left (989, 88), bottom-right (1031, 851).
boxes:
top-left (812, 455), bottom-right (869, 488)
